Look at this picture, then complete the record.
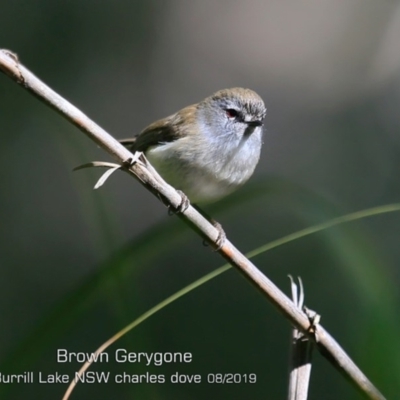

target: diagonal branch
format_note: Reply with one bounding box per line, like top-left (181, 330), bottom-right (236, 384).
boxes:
top-left (0, 49), bottom-right (386, 400)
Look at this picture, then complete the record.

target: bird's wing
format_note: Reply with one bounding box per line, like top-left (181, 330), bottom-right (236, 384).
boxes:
top-left (119, 104), bottom-right (197, 152)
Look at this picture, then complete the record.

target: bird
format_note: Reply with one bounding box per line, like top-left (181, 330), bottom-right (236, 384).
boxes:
top-left (119, 88), bottom-right (266, 249)
top-left (119, 88), bottom-right (266, 208)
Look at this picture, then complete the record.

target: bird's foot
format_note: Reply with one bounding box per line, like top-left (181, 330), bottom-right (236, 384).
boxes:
top-left (168, 190), bottom-right (190, 215)
top-left (203, 219), bottom-right (226, 251)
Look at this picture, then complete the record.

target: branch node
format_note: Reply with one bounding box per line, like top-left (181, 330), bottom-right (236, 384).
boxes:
top-left (303, 306), bottom-right (321, 342)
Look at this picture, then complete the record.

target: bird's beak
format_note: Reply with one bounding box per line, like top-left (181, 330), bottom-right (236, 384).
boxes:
top-left (247, 120), bottom-right (263, 127)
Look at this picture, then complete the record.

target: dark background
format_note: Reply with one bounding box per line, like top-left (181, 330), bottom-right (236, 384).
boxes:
top-left (1, 1), bottom-right (400, 399)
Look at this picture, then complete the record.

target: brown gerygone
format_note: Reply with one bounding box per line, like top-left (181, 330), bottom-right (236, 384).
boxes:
top-left (120, 88), bottom-right (266, 205)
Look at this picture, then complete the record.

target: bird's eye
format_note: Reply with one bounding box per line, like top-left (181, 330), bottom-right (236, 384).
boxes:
top-left (226, 109), bottom-right (239, 119)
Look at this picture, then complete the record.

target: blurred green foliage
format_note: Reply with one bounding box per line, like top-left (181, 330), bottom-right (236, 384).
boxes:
top-left (1, 1), bottom-right (400, 399)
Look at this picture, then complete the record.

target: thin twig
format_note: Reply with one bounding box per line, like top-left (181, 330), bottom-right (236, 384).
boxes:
top-left (0, 49), bottom-right (386, 400)
top-left (287, 276), bottom-right (314, 400)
